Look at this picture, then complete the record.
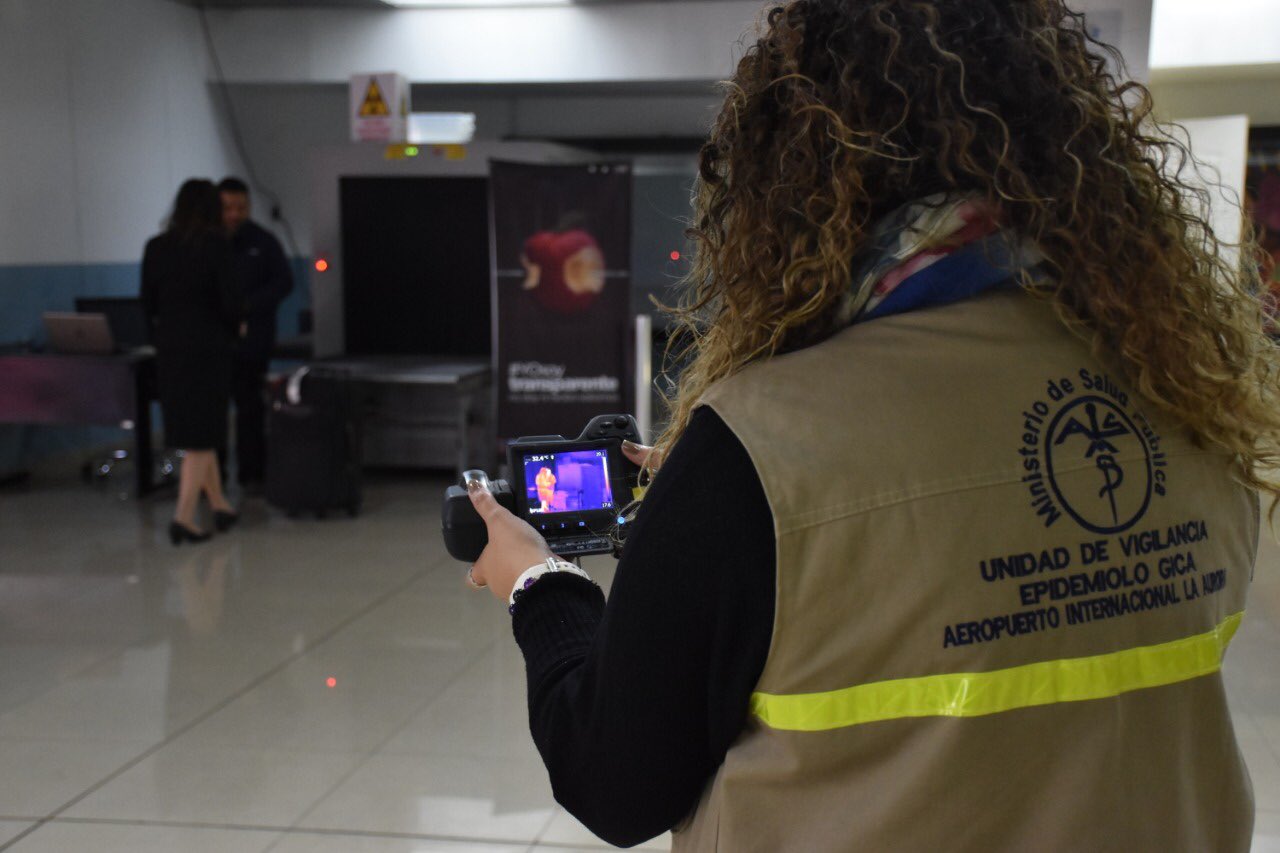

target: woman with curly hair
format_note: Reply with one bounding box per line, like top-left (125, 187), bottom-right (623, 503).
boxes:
top-left (466, 1), bottom-right (1277, 849)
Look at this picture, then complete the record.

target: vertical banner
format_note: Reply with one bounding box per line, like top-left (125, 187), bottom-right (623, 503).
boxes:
top-left (491, 161), bottom-right (633, 439)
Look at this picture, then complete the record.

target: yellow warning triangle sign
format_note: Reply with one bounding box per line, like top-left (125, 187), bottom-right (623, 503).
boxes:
top-left (359, 78), bottom-right (390, 117)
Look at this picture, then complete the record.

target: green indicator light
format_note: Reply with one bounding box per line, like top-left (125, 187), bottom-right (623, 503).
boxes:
top-left (405, 146), bottom-right (419, 156)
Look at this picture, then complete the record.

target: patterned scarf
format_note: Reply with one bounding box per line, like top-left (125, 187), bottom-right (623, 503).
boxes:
top-left (834, 194), bottom-right (1046, 327)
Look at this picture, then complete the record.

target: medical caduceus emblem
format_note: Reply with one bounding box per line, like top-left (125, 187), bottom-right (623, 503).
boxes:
top-left (1055, 402), bottom-right (1127, 523)
top-left (1045, 396), bottom-right (1153, 534)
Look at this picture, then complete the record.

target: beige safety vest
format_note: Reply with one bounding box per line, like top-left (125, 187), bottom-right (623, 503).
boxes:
top-left (676, 290), bottom-right (1257, 852)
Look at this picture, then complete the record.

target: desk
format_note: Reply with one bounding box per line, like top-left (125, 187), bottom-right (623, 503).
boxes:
top-left (0, 349), bottom-right (157, 495)
top-left (319, 358), bottom-right (491, 478)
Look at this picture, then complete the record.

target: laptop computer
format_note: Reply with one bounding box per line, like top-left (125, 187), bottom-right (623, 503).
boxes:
top-left (43, 312), bottom-right (116, 356)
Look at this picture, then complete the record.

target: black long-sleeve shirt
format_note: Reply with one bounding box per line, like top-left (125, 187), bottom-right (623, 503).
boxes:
top-left (230, 219), bottom-right (293, 359)
top-left (512, 406), bottom-right (776, 848)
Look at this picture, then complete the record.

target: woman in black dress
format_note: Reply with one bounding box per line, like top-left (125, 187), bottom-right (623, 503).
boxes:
top-left (141, 180), bottom-right (241, 545)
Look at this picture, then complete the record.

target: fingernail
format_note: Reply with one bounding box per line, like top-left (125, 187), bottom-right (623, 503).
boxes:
top-left (622, 440), bottom-right (639, 452)
top-left (467, 480), bottom-right (485, 493)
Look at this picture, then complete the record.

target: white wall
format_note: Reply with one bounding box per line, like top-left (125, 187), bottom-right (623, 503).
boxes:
top-left (1147, 0), bottom-right (1280, 132)
top-left (1151, 0), bottom-right (1280, 69)
top-left (1075, 0), bottom-right (1154, 82)
top-left (0, 0), bottom-right (241, 266)
top-left (1178, 115), bottom-right (1250, 257)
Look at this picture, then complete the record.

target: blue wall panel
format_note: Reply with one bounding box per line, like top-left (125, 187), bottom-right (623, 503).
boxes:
top-left (0, 263), bottom-right (140, 348)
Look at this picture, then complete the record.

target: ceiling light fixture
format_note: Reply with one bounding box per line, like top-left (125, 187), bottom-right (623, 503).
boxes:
top-left (384, 0), bottom-right (574, 7)
top-left (408, 112), bottom-right (477, 144)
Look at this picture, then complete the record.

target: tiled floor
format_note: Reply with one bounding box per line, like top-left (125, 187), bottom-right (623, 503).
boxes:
top-left (1, 467), bottom-right (1278, 851)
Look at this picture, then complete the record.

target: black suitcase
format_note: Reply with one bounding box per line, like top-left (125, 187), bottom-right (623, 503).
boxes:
top-left (265, 367), bottom-right (363, 518)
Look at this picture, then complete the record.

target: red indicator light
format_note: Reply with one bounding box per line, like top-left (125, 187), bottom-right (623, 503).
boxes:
top-left (315, 259), bottom-right (329, 273)
top-left (326, 677), bottom-right (337, 688)
top-left (669, 251), bottom-right (681, 262)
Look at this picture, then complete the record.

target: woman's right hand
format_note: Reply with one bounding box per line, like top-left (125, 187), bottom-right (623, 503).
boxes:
top-left (622, 440), bottom-right (664, 474)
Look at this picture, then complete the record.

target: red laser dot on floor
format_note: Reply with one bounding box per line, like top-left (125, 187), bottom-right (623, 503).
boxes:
top-left (315, 259), bottom-right (329, 272)
top-left (326, 677), bottom-right (337, 688)
top-left (669, 251), bottom-right (681, 261)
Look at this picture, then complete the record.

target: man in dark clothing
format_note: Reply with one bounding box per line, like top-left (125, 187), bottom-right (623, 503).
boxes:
top-left (219, 177), bottom-right (293, 490)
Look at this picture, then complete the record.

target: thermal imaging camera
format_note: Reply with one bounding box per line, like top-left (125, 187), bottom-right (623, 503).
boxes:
top-left (441, 415), bottom-right (644, 562)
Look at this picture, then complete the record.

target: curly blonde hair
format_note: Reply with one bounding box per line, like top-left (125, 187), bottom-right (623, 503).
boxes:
top-left (655, 0), bottom-right (1280, 500)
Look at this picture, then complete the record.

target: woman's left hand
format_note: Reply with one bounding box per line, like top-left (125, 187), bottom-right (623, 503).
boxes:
top-left (467, 481), bottom-right (554, 602)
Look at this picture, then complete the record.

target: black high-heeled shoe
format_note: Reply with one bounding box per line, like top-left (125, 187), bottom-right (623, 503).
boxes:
top-left (169, 521), bottom-right (212, 546)
top-left (214, 510), bottom-right (240, 533)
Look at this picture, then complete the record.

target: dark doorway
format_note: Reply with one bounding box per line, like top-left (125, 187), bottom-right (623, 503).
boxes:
top-left (340, 177), bottom-right (491, 357)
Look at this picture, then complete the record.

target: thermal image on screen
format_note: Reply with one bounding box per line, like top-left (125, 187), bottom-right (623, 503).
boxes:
top-left (523, 450), bottom-right (614, 514)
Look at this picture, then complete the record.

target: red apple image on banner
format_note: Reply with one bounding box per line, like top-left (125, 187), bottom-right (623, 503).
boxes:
top-left (520, 229), bottom-right (607, 314)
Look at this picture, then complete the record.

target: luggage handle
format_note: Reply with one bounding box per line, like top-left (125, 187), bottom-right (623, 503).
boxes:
top-left (286, 366), bottom-right (311, 406)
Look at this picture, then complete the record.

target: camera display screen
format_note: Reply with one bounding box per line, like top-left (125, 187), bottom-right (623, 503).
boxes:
top-left (522, 449), bottom-right (615, 515)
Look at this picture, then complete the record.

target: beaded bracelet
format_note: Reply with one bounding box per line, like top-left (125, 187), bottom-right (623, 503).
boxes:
top-left (509, 557), bottom-right (592, 614)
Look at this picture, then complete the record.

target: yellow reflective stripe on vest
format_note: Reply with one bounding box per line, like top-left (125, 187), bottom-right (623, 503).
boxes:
top-left (751, 612), bottom-right (1243, 732)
